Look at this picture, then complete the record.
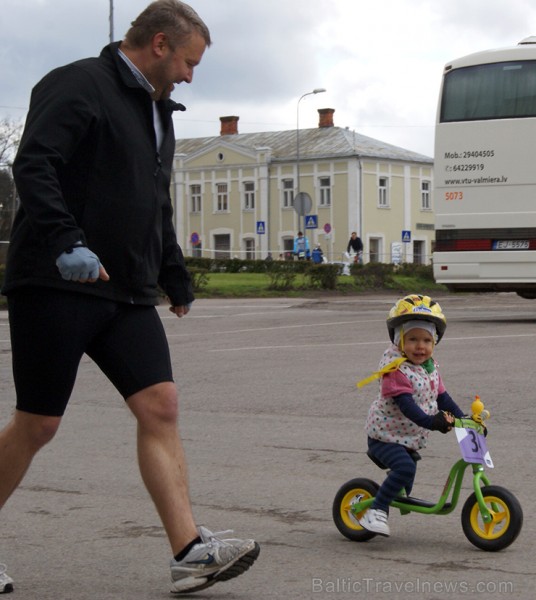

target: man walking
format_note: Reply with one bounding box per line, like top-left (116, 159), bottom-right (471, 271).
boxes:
top-left (0, 1), bottom-right (259, 594)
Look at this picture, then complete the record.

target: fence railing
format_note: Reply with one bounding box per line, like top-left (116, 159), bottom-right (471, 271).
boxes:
top-left (186, 247), bottom-right (434, 265)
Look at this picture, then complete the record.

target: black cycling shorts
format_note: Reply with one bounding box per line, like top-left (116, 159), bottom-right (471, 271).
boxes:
top-left (7, 287), bottom-right (174, 416)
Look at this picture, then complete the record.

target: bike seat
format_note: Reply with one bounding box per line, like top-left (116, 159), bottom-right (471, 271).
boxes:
top-left (367, 448), bottom-right (422, 470)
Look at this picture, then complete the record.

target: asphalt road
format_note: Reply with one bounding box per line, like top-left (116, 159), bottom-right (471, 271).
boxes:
top-left (0, 291), bottom-right (534, 599)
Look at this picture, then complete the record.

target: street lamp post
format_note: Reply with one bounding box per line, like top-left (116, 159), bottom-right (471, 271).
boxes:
top-left (109, 0), bottom-right (114, 43)
top-left (295, 88), bottom-right (326, 258)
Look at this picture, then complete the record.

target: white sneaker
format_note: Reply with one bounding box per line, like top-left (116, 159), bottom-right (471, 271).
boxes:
top-left (170, 526), bottom-right (260, 594)
top-left (359, 508), bottom-right (390, 537)
top-left (0, 563), bottom-right (13, 594)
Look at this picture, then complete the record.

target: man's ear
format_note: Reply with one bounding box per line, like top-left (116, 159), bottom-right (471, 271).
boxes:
top-left (152, 32), bottom-right (167, 57)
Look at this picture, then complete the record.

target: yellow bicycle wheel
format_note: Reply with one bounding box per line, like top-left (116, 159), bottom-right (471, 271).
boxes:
top-left (461, 485), bottom-right (523, 551)
top-left (332, 478), bottom-right (379, 541)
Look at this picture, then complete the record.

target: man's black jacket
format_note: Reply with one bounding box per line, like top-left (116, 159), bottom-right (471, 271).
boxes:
top-left (3, 42), bottom-right (193, 307)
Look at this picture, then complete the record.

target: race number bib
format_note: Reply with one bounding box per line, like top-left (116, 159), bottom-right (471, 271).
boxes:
top-left (455, 426), bottom-right (494, 468)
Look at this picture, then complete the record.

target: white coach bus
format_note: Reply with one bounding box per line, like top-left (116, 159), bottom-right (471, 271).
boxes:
top-left (433, 37), bottom-right (536, 298)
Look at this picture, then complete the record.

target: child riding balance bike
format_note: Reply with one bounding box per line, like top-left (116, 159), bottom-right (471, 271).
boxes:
top-left (332, 294), bottom-right (523, 551)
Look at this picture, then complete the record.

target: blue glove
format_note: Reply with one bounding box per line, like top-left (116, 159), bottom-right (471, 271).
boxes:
top-left (56, 246), bottom-right (102, 281)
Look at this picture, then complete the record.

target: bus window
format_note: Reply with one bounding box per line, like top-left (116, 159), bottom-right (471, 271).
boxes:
top-left (441, 61), bottom-right (536, 122)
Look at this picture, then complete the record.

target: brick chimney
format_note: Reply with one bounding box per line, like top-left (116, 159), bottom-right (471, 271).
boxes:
top-left (220, 115), bottom-right (239, 135)
top-left (318, 108), bottom-right (335, 128)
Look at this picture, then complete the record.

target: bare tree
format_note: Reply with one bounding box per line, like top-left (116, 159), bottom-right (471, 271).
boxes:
top-left (0, 118), bottom-right (22, 166)
top-left (0, 118), bottom-right (22, 250)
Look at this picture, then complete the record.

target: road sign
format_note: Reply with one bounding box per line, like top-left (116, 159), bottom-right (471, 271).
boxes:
top-left (293, 192), bottom-right (312, 216)
top-left (391, 242), bottom-right (403, 264)
top-left (402, 230), bottom-right (411, 243)
top-left (305, 215), bottom-right (318, 229)
top-left (190, 232), bottom-right (199, 245)
top-left (256, 221), bottom-right (266, 235)
top-left (324, 223), bottom-right (332, 234)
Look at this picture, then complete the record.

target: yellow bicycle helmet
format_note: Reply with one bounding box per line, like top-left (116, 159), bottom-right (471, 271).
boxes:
top-left (387, 294), bottom-right (447, 343)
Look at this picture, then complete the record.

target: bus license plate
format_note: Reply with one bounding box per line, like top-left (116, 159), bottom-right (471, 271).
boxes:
top-left (493, 240), bottom-right (530, 250)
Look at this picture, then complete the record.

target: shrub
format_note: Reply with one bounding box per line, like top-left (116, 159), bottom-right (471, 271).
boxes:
top-left (395, 262), bottom-right (434, 281)
top-left (351, 262), bottom-right (396, 288)
top-left (306, 264), bottom-right (340, 290)
top-left (188, 267), bottom-right (210, 292)
top-left (267, 261), bottom-right (297, 290)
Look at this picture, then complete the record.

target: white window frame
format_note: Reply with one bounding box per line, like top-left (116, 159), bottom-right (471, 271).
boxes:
top-left (243, 181), bottom-right (255, 210)
top-left (244, 238), bottom-right (255, 260)
top-left (216, 183), bottom-right (228, 212)
top-left (190, 184), bottom-right (201, 213)
top-left (319, 176), bottom-right (331, 206)
top-left (378, 176), bottom-right (389, 208)
top-left (421, 180), bottom-right (431, 210)
top-left (282, 178), bottom-right (295, 208)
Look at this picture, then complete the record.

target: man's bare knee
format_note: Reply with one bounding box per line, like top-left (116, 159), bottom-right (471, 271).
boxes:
top-left (13, 410), bottom-right (62, 451)
top-left (128, 383), bottom-right (179, 428)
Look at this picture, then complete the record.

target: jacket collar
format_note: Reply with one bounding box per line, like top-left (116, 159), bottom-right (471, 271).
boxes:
top-left (100, 42), bottom-right (187, 114)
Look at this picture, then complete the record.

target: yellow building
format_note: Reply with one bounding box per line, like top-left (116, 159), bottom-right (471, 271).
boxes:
top-left (172, 108), bottom-right (434, 263)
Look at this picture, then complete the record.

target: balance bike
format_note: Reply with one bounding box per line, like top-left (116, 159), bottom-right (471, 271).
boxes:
top-left (332, 397), bottom-right (523, 551)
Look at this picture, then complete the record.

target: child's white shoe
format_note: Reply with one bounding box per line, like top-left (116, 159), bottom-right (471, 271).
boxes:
top-left (0, 563), bottom-right (13, 593)
top-left (359, 508), bottom-right (390, 536)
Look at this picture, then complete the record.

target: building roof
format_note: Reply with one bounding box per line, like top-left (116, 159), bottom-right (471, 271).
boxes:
top-left (174, 126), bottom-right (433, 165)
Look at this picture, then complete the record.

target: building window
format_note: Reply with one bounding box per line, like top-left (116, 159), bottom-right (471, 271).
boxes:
top-left (282, 178), bottom-right (294, 208)
top-left (378, 177), bottom-right (389, 208)
top-left (190, 184), bottom-right (201, 213)
top-left (319, 176), bottom-right (331, 206)
top-left (244, 238), bottom-right (255, 260)
top-left (421, 180), bottom-right (431, 210)
top-left (243, 181), bottom-right (255, 210)
top-left (369, 237), bottom-right (381, 263)
top-left (216, 183), bottom-right (228, 212)
top-left (214, 233), bottom-right (231, 259)
top-left (413, 240), bottom-right (426, 264)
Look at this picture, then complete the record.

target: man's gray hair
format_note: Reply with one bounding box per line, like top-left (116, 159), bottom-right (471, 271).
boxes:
top-left (125, 0), bottom-right (211, 49)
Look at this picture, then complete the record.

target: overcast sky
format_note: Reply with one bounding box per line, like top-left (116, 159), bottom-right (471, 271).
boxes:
top-left (2, 0), bottom-right (535, 157)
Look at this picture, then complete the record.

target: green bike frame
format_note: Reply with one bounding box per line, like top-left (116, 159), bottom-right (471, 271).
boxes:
top-left (350, 437), bottom-right (495, 522)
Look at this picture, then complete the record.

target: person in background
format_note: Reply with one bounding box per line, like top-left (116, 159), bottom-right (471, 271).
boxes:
top-left (293, 231), bottom-right (310, 260)
top-left (0, 1), bottom-right (258, 595)
top-left (311, 244), bottom-right (324, 264)
top-left (347, 231), bottom-right (363, 264)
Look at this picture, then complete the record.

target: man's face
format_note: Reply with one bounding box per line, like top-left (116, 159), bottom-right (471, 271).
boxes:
top-left (156, 30), bottom-right (206, 99)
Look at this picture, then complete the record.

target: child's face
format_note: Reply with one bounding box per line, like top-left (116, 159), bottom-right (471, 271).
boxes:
top-left (400, 328), bottom-right (434, 364)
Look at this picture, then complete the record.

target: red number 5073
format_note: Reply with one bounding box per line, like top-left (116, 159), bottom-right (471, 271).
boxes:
top-left (445, 191), bottom-right (463, 200)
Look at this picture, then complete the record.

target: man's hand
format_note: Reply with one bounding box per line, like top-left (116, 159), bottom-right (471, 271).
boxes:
top-left (56, 246), bottom-right (110, 283)
top-left (169, 303), bottom-right (192, 318)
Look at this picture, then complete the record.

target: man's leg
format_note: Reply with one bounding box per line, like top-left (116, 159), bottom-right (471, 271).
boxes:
top-left (94, 305), bottom-right (259, 593)
top-left (126, 382), bottom-right (198, 554)
top-left (0, 411), bottom-right (61, 593)
top-left (0, 411), bottom-right (61, 509)
top-left (126, 382), bottom-right (259, 594)
top-left (1, 288), bottom-right (103, 511)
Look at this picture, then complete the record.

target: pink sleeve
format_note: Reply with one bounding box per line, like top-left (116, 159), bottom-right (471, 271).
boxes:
top-left (437, 370), bottom-right (446, 394)
top-left (381, 370), bottom-right (414, 397)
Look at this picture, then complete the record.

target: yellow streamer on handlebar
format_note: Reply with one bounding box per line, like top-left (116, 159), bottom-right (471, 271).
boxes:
top-left (357, 357), bottom-right (407, 389)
